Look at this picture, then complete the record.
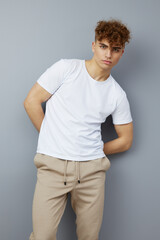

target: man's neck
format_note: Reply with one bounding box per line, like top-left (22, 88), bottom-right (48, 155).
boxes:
top-left (85, 58), bottom-right (111, 82)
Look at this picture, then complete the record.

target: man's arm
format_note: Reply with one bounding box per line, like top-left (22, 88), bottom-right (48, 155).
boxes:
top-left (23, 82), bottom-right (52, 132)
top-left (103, 122), bottom-right (133, 155)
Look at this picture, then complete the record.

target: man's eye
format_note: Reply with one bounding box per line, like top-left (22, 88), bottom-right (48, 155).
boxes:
top-left (100, 46), bottom-right (106, 49)
top-left (113, 49), bottom-right (120, 52)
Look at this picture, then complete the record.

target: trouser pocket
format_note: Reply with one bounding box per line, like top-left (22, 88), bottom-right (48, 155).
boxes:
top-left (100, 156), bottom-right (111, 171)
top-left (33, 153), bottom-right (45, 168)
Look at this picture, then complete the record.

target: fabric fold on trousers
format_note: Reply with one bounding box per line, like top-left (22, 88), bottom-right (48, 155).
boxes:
top-left (64, 160), bottom-right (81, 185)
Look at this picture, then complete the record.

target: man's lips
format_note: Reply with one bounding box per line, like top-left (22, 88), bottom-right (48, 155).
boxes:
top-left (102, 60), bottom-right (112, 64)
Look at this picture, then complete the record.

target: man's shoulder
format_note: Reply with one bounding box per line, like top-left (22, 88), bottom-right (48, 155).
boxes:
top-left (110, 75), bottom-right (126, 97)
top-left (60, 58), bottom-right (82, 70)
top-left (61, 58), bottom-right (82, 65)
top-left (59, 58), bottom-right (83, 79)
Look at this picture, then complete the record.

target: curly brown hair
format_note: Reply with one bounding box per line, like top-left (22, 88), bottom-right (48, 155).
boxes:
top-left (94, 18), bottom-right (131, 48)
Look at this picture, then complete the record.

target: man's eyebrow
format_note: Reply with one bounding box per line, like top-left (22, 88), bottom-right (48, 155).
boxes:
top-left (99, 43), bottom-right (122, 49)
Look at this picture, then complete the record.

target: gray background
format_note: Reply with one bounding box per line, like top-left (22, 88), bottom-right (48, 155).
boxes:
top-left (0, 0), bottom-right (160, 239)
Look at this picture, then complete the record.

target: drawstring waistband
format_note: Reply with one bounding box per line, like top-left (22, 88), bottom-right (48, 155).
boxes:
top-left (64, 160), bottom-right (81, 185)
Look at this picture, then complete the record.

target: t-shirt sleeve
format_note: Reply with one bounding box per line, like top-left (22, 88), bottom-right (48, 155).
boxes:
top-left (112, 92), bottom-right (133, 125)
top-left (36, 58), bottom-right (65, 94)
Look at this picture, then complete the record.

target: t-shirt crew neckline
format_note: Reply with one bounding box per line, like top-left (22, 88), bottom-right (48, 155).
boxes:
top-left (83, 59), bottom-right (112, 85)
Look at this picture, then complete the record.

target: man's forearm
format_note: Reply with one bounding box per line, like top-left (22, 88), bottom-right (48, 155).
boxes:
top-left (103, 137), bottom-right (130, 155)
top-left (24, 101), bottom-right (44, 133)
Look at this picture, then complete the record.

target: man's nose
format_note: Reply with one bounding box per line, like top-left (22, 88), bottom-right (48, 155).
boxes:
top-left (105, 49), bottom-right (112, 58)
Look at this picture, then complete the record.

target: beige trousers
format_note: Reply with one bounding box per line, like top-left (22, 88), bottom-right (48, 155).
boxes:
top-left (29, 153), bottom-right (111, 240)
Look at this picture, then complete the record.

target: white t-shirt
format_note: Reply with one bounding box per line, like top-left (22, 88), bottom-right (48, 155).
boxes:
top-left (36, 58), bottom-right (133, 161)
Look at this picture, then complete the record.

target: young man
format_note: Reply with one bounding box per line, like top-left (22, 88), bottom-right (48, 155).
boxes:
top-left (24, 19), bottom-right (133, 240)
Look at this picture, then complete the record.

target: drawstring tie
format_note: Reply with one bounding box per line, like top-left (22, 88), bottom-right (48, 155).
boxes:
top-left (64, 160), bottom-right (81, 185)
top-left (77, 161), bottom-right (81, 184)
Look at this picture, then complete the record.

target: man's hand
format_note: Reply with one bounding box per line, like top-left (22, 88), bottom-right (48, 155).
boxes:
top-left (103, 122), bottom-right (133, 155)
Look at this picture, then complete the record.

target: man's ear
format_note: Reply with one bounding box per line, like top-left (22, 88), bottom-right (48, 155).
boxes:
top-left (92, 41), bottom-right (95, 53)
top-left (121, 48), bottom-right (125, 56)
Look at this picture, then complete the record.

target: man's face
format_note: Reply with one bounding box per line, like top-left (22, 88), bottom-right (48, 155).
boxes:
top-left (92, 39), bottom-right (125, 70)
